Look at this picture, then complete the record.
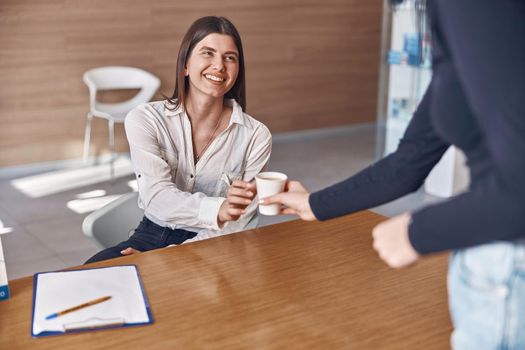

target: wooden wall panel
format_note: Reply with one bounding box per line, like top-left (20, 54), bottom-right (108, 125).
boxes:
top-left (0, 0), bottom-right (382, 166)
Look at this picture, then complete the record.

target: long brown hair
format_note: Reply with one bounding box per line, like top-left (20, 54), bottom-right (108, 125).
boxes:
top-left (166, 16), bottom-right (246, 111)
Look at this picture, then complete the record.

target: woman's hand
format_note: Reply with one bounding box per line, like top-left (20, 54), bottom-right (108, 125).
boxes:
top-left (259, 181), bottom-right (317, 221)
top-left (120, 247), bottom-right (141, 256)
top-left (218, 180), bottom-right (257, 225)
top-left (372, 213), bottom-right (420, 268)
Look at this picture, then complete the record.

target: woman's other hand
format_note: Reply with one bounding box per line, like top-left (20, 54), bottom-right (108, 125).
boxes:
top-left (218, 180), bottom-right (256, 224)
top-left (372, 213), bottom-right (420, 268)
top-left (259, 180), bottom-right (317, 221)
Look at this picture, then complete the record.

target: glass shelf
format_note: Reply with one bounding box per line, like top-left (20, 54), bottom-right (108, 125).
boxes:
top-left (375, 0), bottom-right (469, 198)
top-left (376, 0), bottom-right (431, 158)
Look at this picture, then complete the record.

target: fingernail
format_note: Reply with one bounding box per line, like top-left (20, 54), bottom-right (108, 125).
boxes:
top-left (258, 199), bottom-right (264, 204)
top-left (247, 191), bottom-right (253, 196)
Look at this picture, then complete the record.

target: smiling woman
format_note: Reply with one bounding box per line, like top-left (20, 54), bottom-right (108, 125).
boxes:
top-left (183, 33), bottom-right (241, 162)
top-left (186, 36), bottom-right (240, 103)
top-left (170, 16), bottom-right (246, 112)
top-left (85, 16), bottom-right (272, 264)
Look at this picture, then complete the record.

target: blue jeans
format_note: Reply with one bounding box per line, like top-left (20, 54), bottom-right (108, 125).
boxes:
top-left (448, 240), bottom-right (525, 350)
top-left (85, 216), bottom-right (197, 264)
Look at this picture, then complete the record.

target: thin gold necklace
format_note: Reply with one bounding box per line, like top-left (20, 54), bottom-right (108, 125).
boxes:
top-left (194, 110), bottom-right (224, 163)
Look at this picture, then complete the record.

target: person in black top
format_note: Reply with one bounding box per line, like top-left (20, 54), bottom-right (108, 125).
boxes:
top-left (261, 0), bottom-right (525, 348)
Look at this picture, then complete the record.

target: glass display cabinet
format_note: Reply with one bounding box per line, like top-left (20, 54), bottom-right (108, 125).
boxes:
top-left (375, 0), bottom-right (469, 197)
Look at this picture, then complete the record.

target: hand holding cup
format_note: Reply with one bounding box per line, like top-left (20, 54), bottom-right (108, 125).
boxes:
top-left (259, 180), bottom-right (317, 221)
top-left (218, 180), bottom-right (257, 224)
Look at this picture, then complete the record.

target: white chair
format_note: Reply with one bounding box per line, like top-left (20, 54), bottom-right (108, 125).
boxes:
top-left (83, 66), bottom-right (160, 180)
top-left (82, 192), bottom-right (143, 249)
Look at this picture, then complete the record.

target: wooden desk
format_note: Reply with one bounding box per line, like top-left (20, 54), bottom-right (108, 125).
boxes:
top-left (0, 211), bottom-right (452, 349)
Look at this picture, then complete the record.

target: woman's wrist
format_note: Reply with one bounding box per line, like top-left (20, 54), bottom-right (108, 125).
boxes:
top-left (303, 194), bottom-right (317, 221)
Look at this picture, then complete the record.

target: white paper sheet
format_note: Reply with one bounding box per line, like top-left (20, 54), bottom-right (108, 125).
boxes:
top-left (32, 265), bottom-right (150, 335)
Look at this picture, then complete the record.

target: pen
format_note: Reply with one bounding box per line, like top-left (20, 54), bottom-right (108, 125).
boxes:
top-left (45, 296), bottom-right (112, 320)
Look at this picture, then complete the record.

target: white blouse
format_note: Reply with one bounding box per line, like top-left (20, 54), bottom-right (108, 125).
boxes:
top-left (124, 99), bottom-right (272, 241)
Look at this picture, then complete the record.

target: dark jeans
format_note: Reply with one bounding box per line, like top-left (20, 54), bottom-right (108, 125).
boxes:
top-left (85, 216), bottom-right (198, 264)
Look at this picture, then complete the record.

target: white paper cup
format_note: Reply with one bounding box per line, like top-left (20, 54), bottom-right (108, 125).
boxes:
top-left (255, 172), bottom-right (287, 215)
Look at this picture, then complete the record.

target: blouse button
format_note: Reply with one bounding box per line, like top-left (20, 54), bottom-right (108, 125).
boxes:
top-left (190, 174), bottom-right (194, 179)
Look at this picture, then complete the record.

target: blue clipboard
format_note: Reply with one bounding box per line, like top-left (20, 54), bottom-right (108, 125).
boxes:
top-left (31, 265), bottom-right (153, 337)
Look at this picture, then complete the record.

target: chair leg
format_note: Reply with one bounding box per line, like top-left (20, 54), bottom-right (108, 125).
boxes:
top-left (83, 113), bottom-right (93, 164)
top-left (108, 119), bottom-right (115, 181)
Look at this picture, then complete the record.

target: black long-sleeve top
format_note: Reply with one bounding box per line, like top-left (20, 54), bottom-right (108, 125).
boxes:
top-left (310, 0), bottom-right (525, 254)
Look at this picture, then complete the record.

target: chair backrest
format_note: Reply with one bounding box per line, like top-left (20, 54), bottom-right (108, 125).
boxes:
top-left (83, 66), bottom-right (161, 116)
top-left (82, 192), bottom-right (144, 249)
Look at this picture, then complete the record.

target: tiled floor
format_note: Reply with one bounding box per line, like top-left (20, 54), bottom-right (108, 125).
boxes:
top-left (0, 124), bottom-right (439, 279)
